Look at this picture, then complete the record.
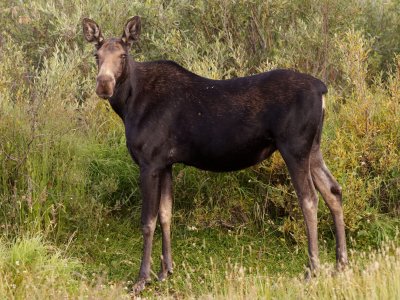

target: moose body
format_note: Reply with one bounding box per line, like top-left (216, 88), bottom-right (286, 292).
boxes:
top-left (83, 16), bottom-right (348, 293)
top-left (122, 61), bottom-right (323, 172)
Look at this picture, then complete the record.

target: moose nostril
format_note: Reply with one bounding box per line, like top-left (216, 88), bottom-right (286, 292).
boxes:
top-left (97, 75), bottom-right (114, 84)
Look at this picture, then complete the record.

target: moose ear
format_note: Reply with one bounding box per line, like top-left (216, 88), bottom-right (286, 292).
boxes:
top-left (82, 18), bottom-right (104, 47)
top-left (121, 16), bottom-right (141, 48)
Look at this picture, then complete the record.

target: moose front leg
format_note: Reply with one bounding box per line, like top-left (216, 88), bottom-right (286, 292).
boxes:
top-left (158, 166), bottom-right (174, 281)
top-left (134, 166), bottom-right (162, 293)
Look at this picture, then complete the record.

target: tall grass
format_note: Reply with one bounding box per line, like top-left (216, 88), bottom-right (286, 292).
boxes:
top-left (0, 236), bottom-right (398, 299)
top-left (197, 242), bottom-right (400, 300)
top-left (0, 236), bottom-right (129, 299)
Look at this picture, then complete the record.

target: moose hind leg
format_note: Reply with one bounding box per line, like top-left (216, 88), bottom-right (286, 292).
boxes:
top-left (158, 166), bottom-right (174, 281)
top-left (311, 149), bottom-right (348, 267)
top-left (280, 148), bottom-right (320, 273)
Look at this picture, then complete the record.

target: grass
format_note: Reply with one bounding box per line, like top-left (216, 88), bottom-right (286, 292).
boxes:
top-left (197, 242), bottom-right (400, 300)
top-left (0, 242), bottom-right (126, 299)
top-left (0, 234), bottom-right (398, 299)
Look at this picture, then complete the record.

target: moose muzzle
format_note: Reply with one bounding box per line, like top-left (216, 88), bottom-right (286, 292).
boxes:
top-left (96, 74), bottom-right (116, 99)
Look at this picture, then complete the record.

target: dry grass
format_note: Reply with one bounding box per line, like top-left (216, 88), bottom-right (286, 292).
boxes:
top-left (1, 237), bottom-right (398, 299)
top-left (197, 243), bottom-right (400, 300)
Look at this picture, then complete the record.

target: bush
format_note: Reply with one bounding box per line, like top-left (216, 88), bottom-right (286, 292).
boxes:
top-left (0, 0), bottom-right (399, 258)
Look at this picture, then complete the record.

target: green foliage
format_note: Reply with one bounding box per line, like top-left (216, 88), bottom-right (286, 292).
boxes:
top-left (0, 236), bottom-right (129, 299)
top-left (0, 236), bottom-right (78, 298)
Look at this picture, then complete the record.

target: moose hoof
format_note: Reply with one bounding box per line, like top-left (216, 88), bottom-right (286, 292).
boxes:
top-left (304, 267), bottom-right (319, 281)
top-left (158, 269), bottom-right (173, 282)
top-left (336, 258), bottom-right (348, 272)
top-left (131, 278), bottom-right (149, 295)
top-left (304, 268), bottom-right (312, 281)
top-left (158, 255), bottom-right (173, 281)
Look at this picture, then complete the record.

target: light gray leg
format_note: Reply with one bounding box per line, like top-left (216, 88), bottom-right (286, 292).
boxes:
top-left (280, 149), bottom-right (320, 273)
top-left (311, 149), bottom-right (348, 267)
top-left (158, 166), bottom-right (174, 281)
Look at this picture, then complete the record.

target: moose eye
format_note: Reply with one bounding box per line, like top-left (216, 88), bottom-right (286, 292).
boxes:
top-left (94, 54), bottom-right (99, 60)
top-left (121, 54), bottom-right (127, 59)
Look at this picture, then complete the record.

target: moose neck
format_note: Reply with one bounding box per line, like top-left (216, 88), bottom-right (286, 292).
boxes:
top-left (107, 57), bottom-right (136, 120)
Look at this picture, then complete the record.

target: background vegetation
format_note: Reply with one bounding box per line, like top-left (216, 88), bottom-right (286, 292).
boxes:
top-left (0, 0), bottom-right (399, 298)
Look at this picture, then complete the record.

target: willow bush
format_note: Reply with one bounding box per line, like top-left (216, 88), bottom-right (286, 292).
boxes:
top-left (0, 0), bottom-right (399, 249)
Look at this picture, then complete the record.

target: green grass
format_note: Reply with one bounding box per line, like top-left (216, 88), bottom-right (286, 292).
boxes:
top-left (0, 236), bottom-right (129, 299)
top-left (0, 233), bottom-right (399, 299)
top-left (73, 222), bottom-right (309, 281)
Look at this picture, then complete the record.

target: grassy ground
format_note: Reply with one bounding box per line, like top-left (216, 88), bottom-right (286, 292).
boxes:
top-left (0, 0), bottom-right (399, 298)
top-left (0, 233), bottom-right (399, 299)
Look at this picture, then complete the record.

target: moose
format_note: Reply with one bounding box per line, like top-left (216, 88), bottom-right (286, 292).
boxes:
top-left (82, 16), bottom-right (347, 292)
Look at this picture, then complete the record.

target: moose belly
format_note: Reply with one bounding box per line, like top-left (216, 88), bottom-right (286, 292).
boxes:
top-left (185, 143), bottom-right (276, 172)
